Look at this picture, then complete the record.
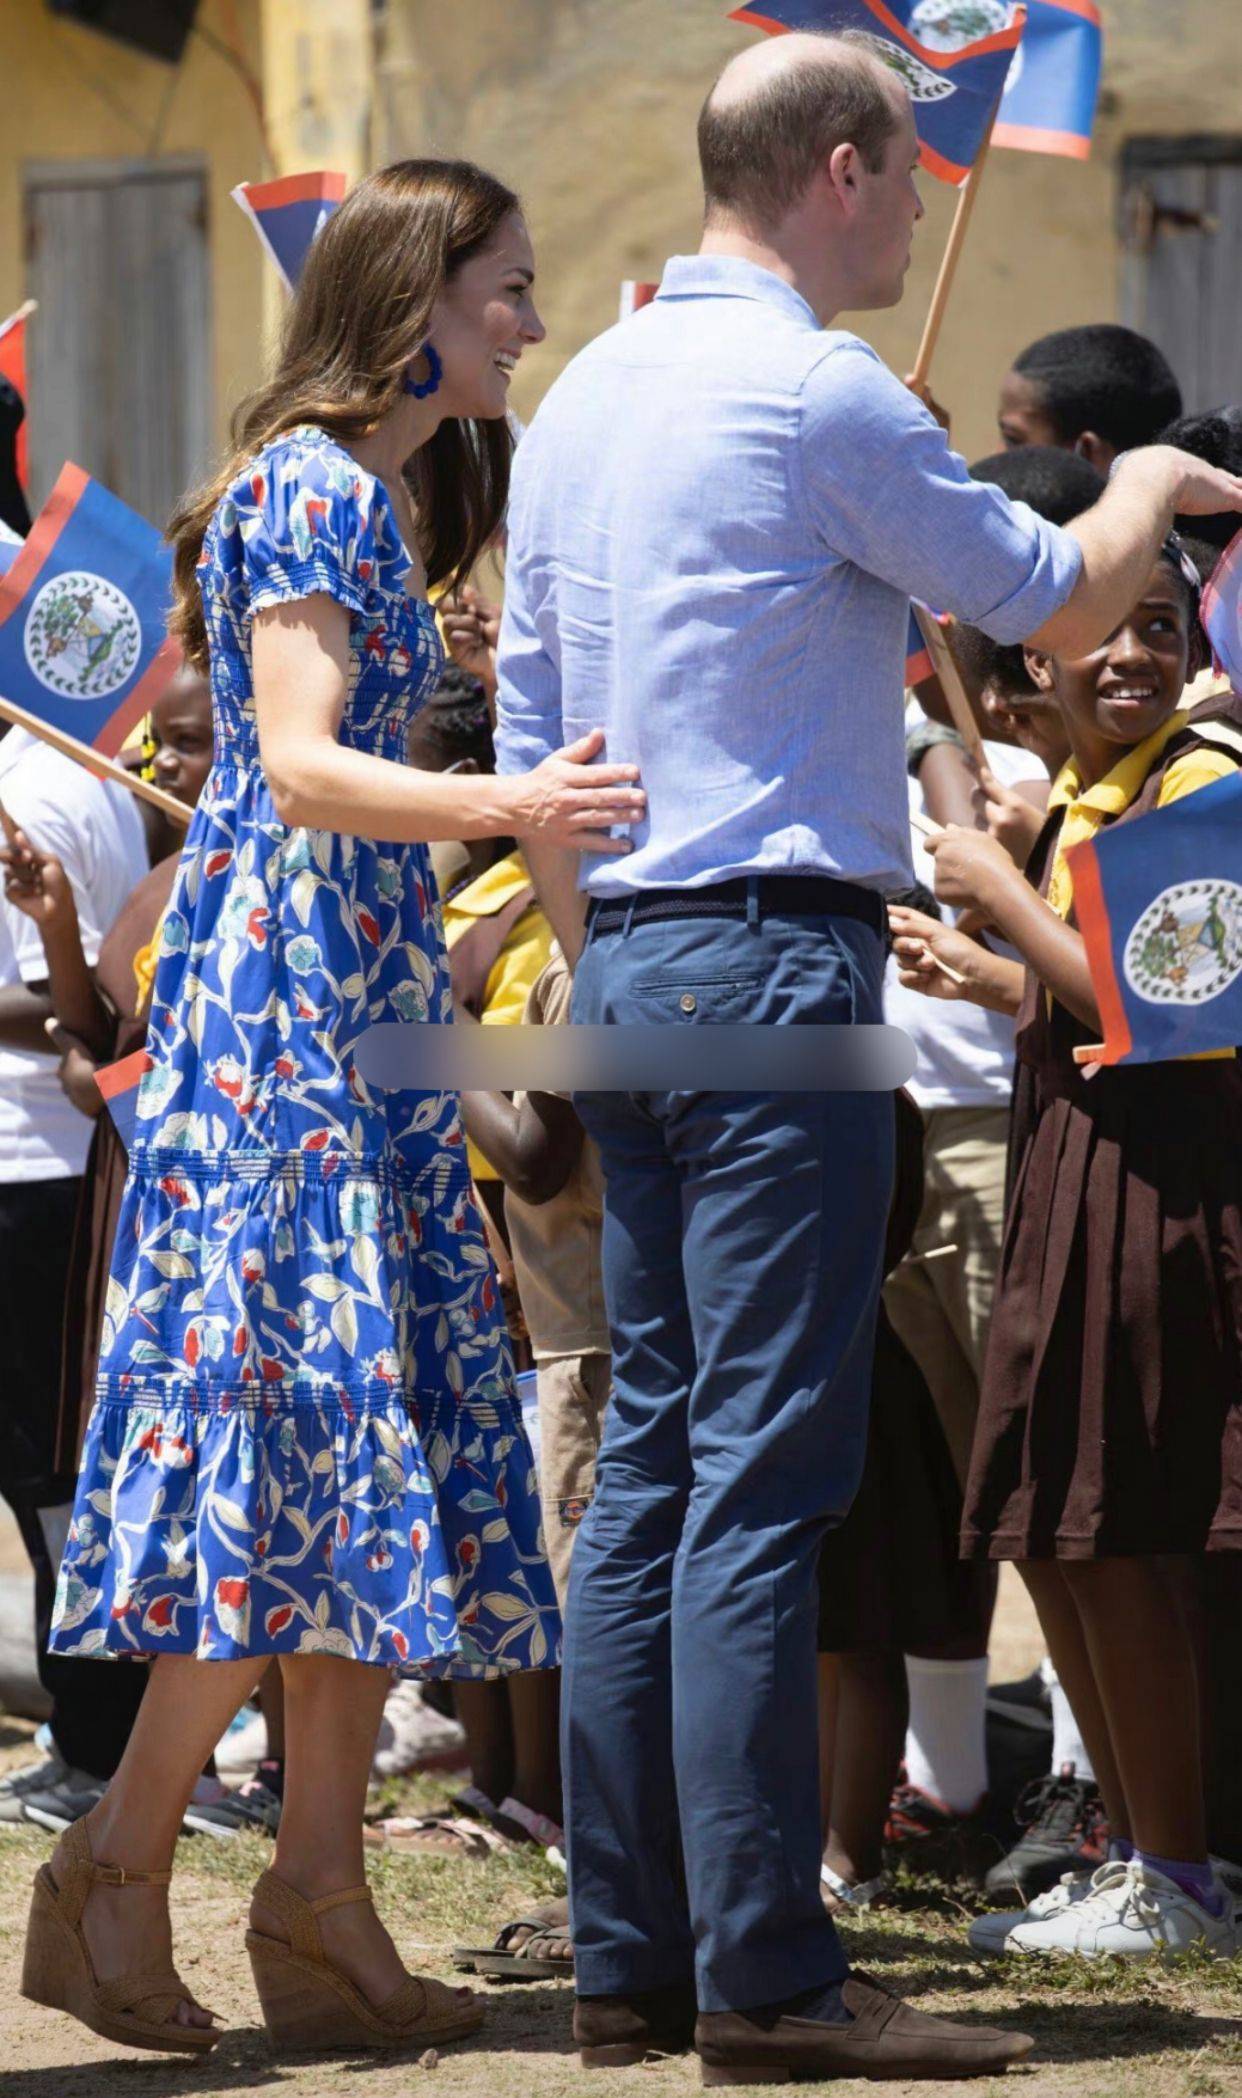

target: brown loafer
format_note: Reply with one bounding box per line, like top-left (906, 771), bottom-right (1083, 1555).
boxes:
top-left (696, 1971), bottom-right (1034, 2084)
top-left (576, 1982), bottom-right (698, 2067)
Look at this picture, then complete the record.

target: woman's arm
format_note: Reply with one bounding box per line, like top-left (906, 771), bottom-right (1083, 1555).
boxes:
top-left (252, 598), bottom-right (644, 851)
top-left (925, 827), bottom-right (1100, 1032)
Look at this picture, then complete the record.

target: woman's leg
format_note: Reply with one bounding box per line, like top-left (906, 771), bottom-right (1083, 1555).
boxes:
top-left (1018, 1560), bottom-right (1129, 1841)
top-left (258, 1658), bottom-right (286, 1761)
top-left (253, 1655), bottom-right (416, 2005)
top-left (59, 1653), bottom-right (266, 2030)
top-left (822, 1649), bottom-right (908, 1886)
top-left (1063, 1556), bottom-right (1207, 1862)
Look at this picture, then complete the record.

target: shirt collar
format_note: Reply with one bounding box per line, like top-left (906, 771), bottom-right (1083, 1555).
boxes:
top-left (1049, 709), bottom-right (1193, 817)
top-left (655, 254), bottom-right (820, 332)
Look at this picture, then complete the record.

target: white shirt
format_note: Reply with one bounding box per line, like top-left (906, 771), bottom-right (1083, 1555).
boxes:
top-left (0, 729), bottom-right (148, 1181)
top-left (885, 733), bottom-right (1047, 1113)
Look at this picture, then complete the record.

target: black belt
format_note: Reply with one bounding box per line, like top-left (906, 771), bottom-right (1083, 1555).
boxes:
top-left (587, 874), bottom-right (884, 937)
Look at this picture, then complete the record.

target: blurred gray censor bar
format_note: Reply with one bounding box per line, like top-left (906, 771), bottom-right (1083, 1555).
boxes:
top-left (355, 1023), bottom-right (916, 1092)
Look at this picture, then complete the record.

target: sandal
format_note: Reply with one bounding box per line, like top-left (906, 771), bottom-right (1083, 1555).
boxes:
top-left (454, 1896), bottom-right (574, 1982)
top-left (21, 1819), bottom-right (218, 2057)
top-left (363, 1814), bottom-right (512, 1859)
top-left (247, 1869), bottom-right (484, 2055)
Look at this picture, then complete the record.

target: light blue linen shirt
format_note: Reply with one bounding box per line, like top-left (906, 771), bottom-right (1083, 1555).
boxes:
top-left (495, 254), bottom-right (1082, 897)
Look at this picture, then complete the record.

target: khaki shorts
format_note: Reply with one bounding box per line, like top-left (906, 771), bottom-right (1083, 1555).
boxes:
top-left (537, 1351), bottom-right (612, 1609)
top-left (883, 1104), bottom-right (1008, 1489)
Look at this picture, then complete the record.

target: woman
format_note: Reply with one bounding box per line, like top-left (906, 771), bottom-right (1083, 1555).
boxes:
top-left (21, 159), bottom-right (642, 2061)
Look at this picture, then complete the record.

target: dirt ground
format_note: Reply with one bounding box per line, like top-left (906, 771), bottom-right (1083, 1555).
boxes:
top-left (1, 1569), bottom-right (1240, 2098)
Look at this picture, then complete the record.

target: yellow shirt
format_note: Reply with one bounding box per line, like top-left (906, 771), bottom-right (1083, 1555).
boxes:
top-left (442, 851), bottom-right (554, 1179)
top-left (1047, 709), bottom-right (1239, 1058)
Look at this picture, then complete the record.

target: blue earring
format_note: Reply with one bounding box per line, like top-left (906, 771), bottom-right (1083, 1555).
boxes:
top-left (404, 343), bottom-right (443, 400)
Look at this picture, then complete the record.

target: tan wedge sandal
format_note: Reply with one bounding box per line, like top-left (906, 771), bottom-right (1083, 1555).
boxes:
top-left (247, 1869), bottom-right (485, 2056)
top-left (21, 1819), bottom-right (218, 2057)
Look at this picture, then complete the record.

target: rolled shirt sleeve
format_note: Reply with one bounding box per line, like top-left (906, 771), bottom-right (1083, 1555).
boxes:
top-left (800, 341), bottom-right (1083, 645)
top-left (495, 444), bottom-right (564, 778)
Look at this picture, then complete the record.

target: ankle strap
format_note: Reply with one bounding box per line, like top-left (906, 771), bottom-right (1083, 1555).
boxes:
top-left (309, 1885), bottom-right (373, 1917)
top-left (92, 1862), bottom-right (173, 1888)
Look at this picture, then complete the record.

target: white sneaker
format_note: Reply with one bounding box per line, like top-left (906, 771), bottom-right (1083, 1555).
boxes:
top-left (1007, 1858), bottom-right (1238, 1959)
top-left (372, 1679), bottom-right (466, 1779)
top-left (969, 1866), bottom-right (1098, 1954)
top-left (0, 1749), bottom-right (69, 1824)
top-left (214, 1707), bottom-right (269, 1777)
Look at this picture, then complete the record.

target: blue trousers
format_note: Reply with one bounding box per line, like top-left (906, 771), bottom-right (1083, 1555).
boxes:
top-left (565, 900), bottom-right (894, 2012)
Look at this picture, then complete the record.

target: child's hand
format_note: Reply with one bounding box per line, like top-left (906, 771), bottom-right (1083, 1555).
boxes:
top-left (57, 1039), bottom-right (104, 1120)
top-left (971, 763), bottom-right (1046, 869)
top-left (441, 585), bottom-right (501, 695)
top-left (924, 824), bottom-right (1018, 913)
top-left (888, 904), bottom-right (982, 1003)
top-left (904, 373), bottom-right (951, 435)
top-left (0, 802), bottom-right (76, 934)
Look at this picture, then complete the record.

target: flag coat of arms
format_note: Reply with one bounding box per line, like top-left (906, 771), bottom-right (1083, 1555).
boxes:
top-left (993, 0), bottom-right (1102, 159)
top-left (727, 0), bottom-right (1026, 182)
top-left (0, 463), bottom-right (179, 757)
top-left (1067, 770), bottom-right (1242, 1066)
top-left (232, 171), bottom-right (347, 291)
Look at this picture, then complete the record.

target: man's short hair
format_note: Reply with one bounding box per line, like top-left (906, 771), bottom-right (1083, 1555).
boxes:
top-left (1012, 324), bottom-right (1183, 454)
top-left (698, 34), bottom-right (900, 228)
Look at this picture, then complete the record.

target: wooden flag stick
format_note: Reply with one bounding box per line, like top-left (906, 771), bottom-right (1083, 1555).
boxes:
top-left (909, 104), bottom-right (998, 393)
top-left (912, 604), bottom-right (986, 771)
top-left (0, 694), bottom-right (190, 826)
top-left (0, 299), bottom-right (37, 335)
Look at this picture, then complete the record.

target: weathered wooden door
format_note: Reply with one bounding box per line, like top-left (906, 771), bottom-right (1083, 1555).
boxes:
top-left (24, 158), bottom-right (211, 529)
top-left (1121, 139), bottom-right (1242, 415)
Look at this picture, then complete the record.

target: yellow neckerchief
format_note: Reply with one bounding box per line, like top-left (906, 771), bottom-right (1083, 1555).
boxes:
top-left (132, 907), bottom-right (168, 1014)
top-left (1046, 711), bottom-right (1194, 921)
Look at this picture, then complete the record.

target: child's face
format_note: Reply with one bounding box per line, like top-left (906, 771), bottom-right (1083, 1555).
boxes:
top-left (150, 671), bottom-right (213, 807)
top-left (1029, 559), bottom-right (1192, 766)
top-left (979, 680), bottom-right (1071, 777)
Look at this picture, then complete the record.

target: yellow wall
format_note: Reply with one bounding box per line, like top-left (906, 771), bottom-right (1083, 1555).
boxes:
top-left (375, 0), bottom-right (1242, 463)
top-left (0, 0), bottom-right (268, 460)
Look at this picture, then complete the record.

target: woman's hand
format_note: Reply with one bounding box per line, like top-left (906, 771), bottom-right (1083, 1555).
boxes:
top-left (0, 804), bottom-right (78, 936)
top-left (971, 763), bottom-right (1046, 869)
top-left (509, 730), bottom-right (645, 856)
top-left (441, 585), bottom-right (501, 695)
top-left (924, 823), bottom-right (1021, 914)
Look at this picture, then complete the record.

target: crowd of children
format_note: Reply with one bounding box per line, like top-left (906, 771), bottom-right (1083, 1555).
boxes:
top-left (0, 318), bottom-right (1240, 1988)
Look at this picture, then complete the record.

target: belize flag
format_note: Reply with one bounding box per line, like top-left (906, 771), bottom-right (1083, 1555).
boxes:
top-left (232, 171), bottom-right (347, 291)
top-left (906, 606), bottom-right (934, 684)
top-left (727, 1), bottom-right (1026, 183)
top-left (619, 280), bottom-right (660, 321)
top-left (0, 464), bottom-right (179, 758)
top-left (1201, 527), bottom-right (1242, 693)
top-left (993, 0), bottom-right (1102, 160)
top-left (1066, 772), bottom-right (1242, 1066)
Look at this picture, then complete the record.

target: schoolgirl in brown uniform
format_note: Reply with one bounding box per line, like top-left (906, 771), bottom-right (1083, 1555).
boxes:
top-left (890, 542), bottom-right (1242, 1960)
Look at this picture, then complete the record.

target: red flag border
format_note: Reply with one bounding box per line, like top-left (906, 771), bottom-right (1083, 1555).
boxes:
top-left (1064, 834), bottom-right (1133, 1065)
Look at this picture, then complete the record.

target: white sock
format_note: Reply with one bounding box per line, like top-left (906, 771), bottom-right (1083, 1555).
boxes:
top-left (1049, 1676), bottom-right (1096, 1784)
top-left (903, 1656), bottom-right (989, 1814)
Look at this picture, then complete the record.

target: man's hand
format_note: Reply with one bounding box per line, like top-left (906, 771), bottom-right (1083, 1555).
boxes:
top-left (1117, 444), bottom-right (1242, 518)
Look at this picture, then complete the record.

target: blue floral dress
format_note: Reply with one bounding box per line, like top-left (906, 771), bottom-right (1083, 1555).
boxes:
top-left (49, 428), bottom-right (559, 1676)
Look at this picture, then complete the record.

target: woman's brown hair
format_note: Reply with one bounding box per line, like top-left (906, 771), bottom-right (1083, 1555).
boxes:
top-left (168, 158), bottom-right (520, 670)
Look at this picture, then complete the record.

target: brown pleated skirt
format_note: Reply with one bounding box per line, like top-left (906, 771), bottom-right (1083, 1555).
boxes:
top-left (963, 1056), bottom-right (1242, 1561)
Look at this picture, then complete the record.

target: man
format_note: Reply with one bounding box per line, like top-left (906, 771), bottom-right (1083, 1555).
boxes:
top-left (496, 31), bottom-right (1242, 2083)
top-left (998, 323), bottom-right (1182, 469)
top-left (0, 721), bottom-right (148, 1828)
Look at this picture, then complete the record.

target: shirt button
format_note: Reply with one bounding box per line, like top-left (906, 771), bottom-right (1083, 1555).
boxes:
top-left (679, 993), bottom-right (697, 1015)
